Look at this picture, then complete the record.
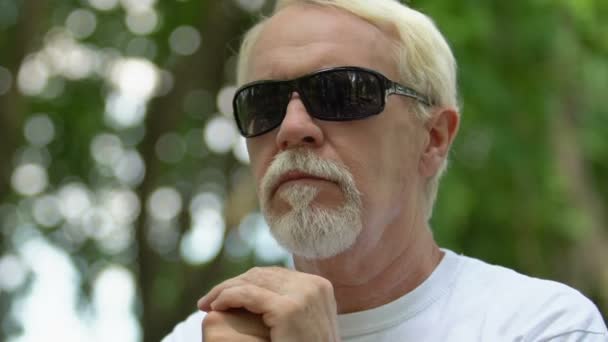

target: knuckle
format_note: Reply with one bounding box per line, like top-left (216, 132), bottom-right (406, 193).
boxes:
top-left (250, 266), bottom-right (264, 274)
top-left (245, 266), bottom-right (264, 279)
top-left (311, 275), bottom-right (334, 294)
top-left (281, 298), bottom-right (302, 317)
top-left (226, 285), bottom-right (247, 297)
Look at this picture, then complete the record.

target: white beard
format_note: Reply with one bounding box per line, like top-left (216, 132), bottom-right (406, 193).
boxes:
top-left (260, 149), bottom-right (363, 259)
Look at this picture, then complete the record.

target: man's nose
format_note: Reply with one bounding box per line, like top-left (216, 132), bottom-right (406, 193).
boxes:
top-left (275, 92), bottom-right (324, 150)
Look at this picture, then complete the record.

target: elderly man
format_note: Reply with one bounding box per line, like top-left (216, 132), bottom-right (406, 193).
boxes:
top-left (164, 0), bottom-right (607, 341)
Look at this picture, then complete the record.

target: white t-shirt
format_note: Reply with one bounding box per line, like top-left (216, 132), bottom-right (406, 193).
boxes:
top-left (162, 249), bottom-right (608, 341)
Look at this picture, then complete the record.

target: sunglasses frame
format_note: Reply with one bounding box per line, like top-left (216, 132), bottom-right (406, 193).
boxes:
top-left (233, 66), bottom-right (433, 138)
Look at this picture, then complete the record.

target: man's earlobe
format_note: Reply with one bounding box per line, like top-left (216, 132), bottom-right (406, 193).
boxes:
top-left (419, 108), bottom-right (460, 178)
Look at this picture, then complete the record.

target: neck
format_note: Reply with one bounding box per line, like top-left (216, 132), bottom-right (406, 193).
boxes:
top-left (293, 218), bottom-right (443, 314)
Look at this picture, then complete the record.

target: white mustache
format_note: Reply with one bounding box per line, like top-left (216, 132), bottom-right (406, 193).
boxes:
top-left (258, 148), bottom-right (364, 259)
top-left (260, 149), bottom-right (359, 205)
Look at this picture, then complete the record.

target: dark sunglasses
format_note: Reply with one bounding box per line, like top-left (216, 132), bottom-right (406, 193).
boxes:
top-left (233, 66), bottom-right (433, 138)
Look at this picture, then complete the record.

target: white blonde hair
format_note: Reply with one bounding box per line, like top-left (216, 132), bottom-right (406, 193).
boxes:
top-left (236, 0), bottom-right (459, 220)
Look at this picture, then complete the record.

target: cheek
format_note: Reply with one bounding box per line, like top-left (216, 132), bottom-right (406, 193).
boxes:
top-left (338, 145), bottom-right (386, 204)
top-left (356, 115), bottom-right (421, 200)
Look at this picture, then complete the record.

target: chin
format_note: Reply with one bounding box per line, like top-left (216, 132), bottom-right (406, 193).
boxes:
top-left (261, 179), bottom-right (364, 259)
top-left (265, 203), bottom-right (363, 260)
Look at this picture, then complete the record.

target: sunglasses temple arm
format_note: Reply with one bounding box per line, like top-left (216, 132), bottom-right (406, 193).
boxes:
top-left (388, 82), bottom-right (433, 107)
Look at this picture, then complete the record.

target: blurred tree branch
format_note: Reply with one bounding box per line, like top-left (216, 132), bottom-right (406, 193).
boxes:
top-left (134, 1), bottom-right (251, 340)
top-left (551, 9), bottom-right (608, 311)
top-left (552, 103), bottom-right (608, 309)
top-left (0, 0), bottom-right (50, 201)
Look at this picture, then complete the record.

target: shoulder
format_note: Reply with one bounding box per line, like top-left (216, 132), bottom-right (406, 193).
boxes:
top-left (162, 311), bottom-right (206, 342)
top-left (450, 252), bottom-right (607, 339)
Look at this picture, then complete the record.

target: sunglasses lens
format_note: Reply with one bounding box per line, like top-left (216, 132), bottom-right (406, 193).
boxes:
top-left (302, 69), bottom-right (384, 120)
top-left (234, 82), bottom-right (291, 137)
top-left (233, 68), bottom-right (388, 137)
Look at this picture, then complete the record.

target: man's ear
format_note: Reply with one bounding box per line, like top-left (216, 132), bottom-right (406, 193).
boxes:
top-left (419, 108), bottom-right (460, 178)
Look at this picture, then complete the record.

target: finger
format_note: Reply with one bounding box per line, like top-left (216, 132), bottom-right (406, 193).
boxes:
top-left (203, 309), bottom-right (270, 341)
top-left (222, 309), bottom-right (270, 339)
top-left (210, 284), bottom-right (286, 318)
top-left (199, 267), bottom-right (294, 311)
top-left (198, 278), bottom-right (247, 311)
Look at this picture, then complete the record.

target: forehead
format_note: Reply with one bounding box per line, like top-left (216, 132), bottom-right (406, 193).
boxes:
top-left (248, 3), bottom-right (398, 82)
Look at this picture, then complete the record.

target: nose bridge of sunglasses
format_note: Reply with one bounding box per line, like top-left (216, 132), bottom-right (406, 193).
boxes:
top-left (283, 90), bottom-right (315, 120)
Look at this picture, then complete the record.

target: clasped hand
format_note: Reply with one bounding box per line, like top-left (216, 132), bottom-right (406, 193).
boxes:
top-left (198, 267), bottom-right (340, 341)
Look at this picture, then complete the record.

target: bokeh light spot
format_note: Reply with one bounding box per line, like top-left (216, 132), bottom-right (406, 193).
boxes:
top-left (62, 45), bottom-right (97, 80)
top-left (147, 220), bottom-right (179, 255)
top-left (169, 26), bottom-right (201, 56)
top-left (58, 183), bottom-right (93, 223)
top-left (11, 164), bottom-right (48, 196)
top-left (113, 149), bottom-right (145, 186)
top-left (121, 0), bottom-right (156, 13)
top-left (238, 212), bottom-right (263, 242)
top-left (80, 203), bottom-right (134, 255)
top-left (92, 264), bottom-right (141, 341)
top-left (156, 69), bottom-right (174, 96)
top-left (125, 9), bottom-right (158, 35)
top-left (60, 223), bottom-right (88, 250)
top-left (147, 187), bottom-right (182, 221)
top-left (82, 207), bottom-right (114, 240)
top-left (109, 57), bottom-right (159, 100)
top-left (0, 254), bottom-right (28, 291)
top-left (17, 55), bottom-right (49, 96)
top-left (66, 8), bottom-right (97, 39)
top-left (217, 86), bottom-right (237, 116)
top-left (235, 0), bottom-right (266, 13)
top-left (96, 224), bottom-right (134, 255)
top-left (225, 229), bottom-right (251, 261)
top-left (13, 237), bottom-right (91, 341)
top-left (93, 264), bottom-right (135, 311)
top-left (91, 133), bottom-right (124, 166)
top-left (252, 217), bottom-right (289, 263)
top-left (189, 192), bottom-right (223, 222)
top-left (180, 208), bottom-right (225, 265)
top-left (32, 195), bottom-right (63, 228)
top-left (88, 0), bottom-right (119, 11)
top-left (102, 188), bottom-right (141, 224)
top-left (41, 28), bottom-right (97, 80)
top-left (105, 92), bottom-right (147, 129)
top-left (204, 116), bottom-right (238, 154)
top-left (24, 114), bottom-right (55, 147)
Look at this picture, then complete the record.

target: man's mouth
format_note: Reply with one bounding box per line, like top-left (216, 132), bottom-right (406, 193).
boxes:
top-left (271, 171), bottom-right (335, 197)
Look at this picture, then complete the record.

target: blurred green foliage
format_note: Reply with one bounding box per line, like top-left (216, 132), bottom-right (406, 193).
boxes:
top-left (0, 0), bottom-right (606, 341)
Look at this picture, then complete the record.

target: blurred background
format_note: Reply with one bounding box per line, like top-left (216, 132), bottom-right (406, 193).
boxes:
top-left (0, 0), bottom-right (606, 341)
